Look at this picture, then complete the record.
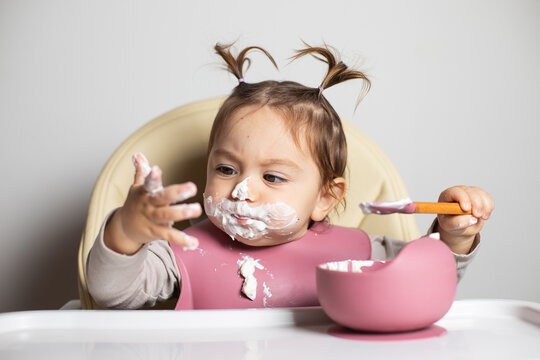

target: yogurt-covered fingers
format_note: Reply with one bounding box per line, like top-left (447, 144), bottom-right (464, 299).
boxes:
top-left (132, 152), bottom-right (152, 185)
top-left (144, 187), bottom-right (202, 250)
top-left (148, 181), bottom-right (199, 206)
top-left (150, 203), bottom-right (202, 226)
top-left (103, 153), bottom-right (202, 254)
top-left (132, 153), bottom-right (165, 195)
top-left (132, 155), bottom-right (201, 249)
top-left (144, 166), bottom-right (164, 194)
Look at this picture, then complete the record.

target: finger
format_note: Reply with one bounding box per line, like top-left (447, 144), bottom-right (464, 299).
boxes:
top-left (144, 166), bottom-right (164, 194)
top-left (439, 186), bottom-right (471, 212)
top-left (153, 226), bottom-right (199, 250)
top-left (438, 214), bottom-right (479, 232)
top-left (132, 153), bottom-right (152, 186)
top-left (464, 187), bottom-right (485, 219)
top-left (480, 190), bottom-right (495, 220)
top-left (151, 203), bottom-right (203, 224)
top-left (149, 182), bottom-right (198, 206)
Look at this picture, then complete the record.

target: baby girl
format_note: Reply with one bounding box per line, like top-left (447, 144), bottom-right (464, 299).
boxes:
top-left (87, 43), bottom-right (494, 309)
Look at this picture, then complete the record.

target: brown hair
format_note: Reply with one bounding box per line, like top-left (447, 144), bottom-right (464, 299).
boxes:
top-left (209, 42), bottom-right (371, 207)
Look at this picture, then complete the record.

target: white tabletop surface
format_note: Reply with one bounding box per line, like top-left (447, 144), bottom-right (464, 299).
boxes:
top-left (0, 299), bottom-right (539, 360)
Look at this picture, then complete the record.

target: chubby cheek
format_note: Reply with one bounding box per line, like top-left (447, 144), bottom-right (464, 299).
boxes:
top-left (204, 176), bottom-right (225, 199)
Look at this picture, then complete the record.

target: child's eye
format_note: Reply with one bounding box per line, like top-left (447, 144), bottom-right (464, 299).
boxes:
top-left (263, 174), bottom-right (286, 184)
top-left (216, 166), bottom-right (237, 176)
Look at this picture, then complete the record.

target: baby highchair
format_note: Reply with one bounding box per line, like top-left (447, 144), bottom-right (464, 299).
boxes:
top-left (77, 97), bottom-right (420, 310)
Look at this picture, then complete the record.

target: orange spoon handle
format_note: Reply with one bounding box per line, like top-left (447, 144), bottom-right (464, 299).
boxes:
top-left (414, 202), bottom-right (471, 215)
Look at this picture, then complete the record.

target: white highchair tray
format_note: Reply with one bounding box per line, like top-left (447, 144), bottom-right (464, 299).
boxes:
top-left (0, 299), bottom-right (539, 360)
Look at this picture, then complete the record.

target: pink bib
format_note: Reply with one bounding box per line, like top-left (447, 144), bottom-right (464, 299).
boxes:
top-left (170, 219), bottom-right (371, 310)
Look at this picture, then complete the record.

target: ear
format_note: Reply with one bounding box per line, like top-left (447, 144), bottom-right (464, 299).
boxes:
top-left (311, 177), bottom-right (346, 222)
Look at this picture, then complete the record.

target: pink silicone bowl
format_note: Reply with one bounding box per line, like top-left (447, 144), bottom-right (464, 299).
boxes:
top-left (316, 236), bottom-right (457, 332)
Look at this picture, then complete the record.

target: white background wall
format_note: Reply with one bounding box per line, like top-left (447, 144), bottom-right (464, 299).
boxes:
top-left (1, 0), bottom-right (539, 312)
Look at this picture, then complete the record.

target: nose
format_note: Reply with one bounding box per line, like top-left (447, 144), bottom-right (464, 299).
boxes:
top-left (232, 177), bottom-right (254, 201)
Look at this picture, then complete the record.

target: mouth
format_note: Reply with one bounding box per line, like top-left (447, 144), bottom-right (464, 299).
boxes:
top-left (233, 214), bottom-right (252, 225)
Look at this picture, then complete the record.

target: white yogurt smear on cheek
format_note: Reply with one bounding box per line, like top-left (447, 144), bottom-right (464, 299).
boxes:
top-left (203, 193), bottom-right (299, 241)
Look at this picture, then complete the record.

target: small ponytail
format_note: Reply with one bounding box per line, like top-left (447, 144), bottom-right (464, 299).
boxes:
top-left (214, 43), bottom-right (279, 83)
top-left (290, 42), bottom-right (371, 107)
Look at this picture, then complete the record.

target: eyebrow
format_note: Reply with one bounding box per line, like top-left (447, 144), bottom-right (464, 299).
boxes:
top-left (211, 148), bottom-right (301, 170)
top-left (260, 158), bottom-right (301, 170)
top-left (211, 148), bottom-right (241, 163)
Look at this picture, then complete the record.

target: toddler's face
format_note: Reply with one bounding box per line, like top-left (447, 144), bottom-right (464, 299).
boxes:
top-left (204, 105), bottom-right (328, 246)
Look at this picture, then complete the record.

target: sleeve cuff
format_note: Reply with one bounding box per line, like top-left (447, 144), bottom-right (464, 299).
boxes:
top-left (87, 209), bottom-right (150, 278)
top-left (426, 218), bottom-right (481, 282)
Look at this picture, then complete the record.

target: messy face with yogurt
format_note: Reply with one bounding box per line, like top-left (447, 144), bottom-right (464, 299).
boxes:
top-left (204, 104), bottom-right (346, 246)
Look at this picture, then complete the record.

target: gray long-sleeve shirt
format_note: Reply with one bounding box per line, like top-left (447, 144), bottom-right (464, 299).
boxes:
top-left (86, 211), bottom-right (480, 309)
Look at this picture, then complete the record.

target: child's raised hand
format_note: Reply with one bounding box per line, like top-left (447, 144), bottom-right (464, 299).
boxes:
top-left (435, 185), bottom-right (494, 254)
top-left (103, 153), bottom-right (202, 255)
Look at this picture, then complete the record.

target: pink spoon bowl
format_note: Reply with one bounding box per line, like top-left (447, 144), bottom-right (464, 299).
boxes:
top-left (316, 235), bottom-right (457, 333)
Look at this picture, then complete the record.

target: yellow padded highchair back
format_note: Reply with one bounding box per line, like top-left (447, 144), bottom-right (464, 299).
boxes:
top-left (78, 97), bottom-right (420, 309)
